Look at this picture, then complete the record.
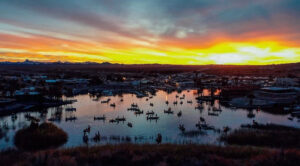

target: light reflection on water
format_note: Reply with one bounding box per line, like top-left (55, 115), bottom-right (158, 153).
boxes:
top-left (0, 89), bottom-right (299, 149)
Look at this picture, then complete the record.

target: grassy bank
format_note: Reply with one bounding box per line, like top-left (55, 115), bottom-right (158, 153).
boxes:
top-left (221, 123), bottom-right (300, 148)
top-left (0, 144), bottom-right (300, 166)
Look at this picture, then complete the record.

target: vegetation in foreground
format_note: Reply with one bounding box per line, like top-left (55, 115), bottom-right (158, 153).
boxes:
top-left (14, 122), bottom-right (68, 151)
top-left (221, 123), bottom-right (300, 148)
top-left (0, 144), bottom-right (300, 166)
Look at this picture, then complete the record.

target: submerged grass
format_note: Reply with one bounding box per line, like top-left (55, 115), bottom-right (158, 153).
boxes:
top-left (0, 144), bottom-right (299, 166)
top-left (221, 123), bottom-right (300, 148)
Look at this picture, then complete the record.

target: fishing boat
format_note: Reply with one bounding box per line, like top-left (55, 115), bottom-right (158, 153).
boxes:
top-left (101, 99), bottom-right (110, 103)
top-left (146, 110), bottom-right (155, 115)
top-left (147, 114), bottom-right (159, 120)
top-left (128, 107), bottom-right (140, 111)
top-left (115, 116), bottom-right (126, 122)
top-left (48, 117), bottom-right (60, 122)
top-left (164, 107), bottom-right (174, 114)
top-left (134, 110), bottom-right (144, 115)
top-left (208, 112), bottom-right (218, 116)
top-left (196, 122), bottom-right (215, 130)
top-left (94, 115), bottom-right (106, 120)
top-left (65, 116), bottom-right (77, 121)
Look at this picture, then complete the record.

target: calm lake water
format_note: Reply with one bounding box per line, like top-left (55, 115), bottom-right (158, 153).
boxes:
top-left (0, 89), bottom-right (299, 150)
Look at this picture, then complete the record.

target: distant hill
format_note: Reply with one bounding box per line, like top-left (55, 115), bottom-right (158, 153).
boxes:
top-left (0, 60), bottom-right (299, 77)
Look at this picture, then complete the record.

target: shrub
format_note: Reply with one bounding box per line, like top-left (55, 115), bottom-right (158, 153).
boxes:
top-left (14, 122), bottom-right (68, 151)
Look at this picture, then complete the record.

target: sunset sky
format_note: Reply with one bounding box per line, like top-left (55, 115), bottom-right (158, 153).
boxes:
top-left (0, 0), bottom-right (300, 65)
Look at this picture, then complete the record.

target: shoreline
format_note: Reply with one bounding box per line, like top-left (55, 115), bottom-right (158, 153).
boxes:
top-left (1, 144), bottom-right (299, 166)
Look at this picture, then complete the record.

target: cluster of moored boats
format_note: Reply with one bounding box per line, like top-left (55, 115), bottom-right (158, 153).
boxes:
top-left (177, 116), bottom-right (231, 134)
top-left (127, 103), bottom-right (160, 120)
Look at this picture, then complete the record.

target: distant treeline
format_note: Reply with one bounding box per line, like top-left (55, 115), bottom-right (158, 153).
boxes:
top-left (0, 62), bottom-right (299, 76)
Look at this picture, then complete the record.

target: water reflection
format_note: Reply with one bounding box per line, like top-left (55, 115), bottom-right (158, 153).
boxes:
top-left (0, 89), bottom-right (299, 149)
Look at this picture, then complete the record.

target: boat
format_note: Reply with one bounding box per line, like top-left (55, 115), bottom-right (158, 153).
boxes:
top-left (48, 117), bottom-right (60, 122)
top-left (65, 116), bottom-right (77, 121)
top-left (66, 108), bottom-right (76, 112)
top-left (128, 107), bottom-right (140, 111)
top-left (115, 116), bottom-right (126, 122)
top-left (164, 107), bottom-right (174, 114)
top-left (200, 117), bottom-right (205, 122)
top-left (146, 110), bottom-right (155, 115)
top-left (166, 101), bottom-right (169, 105)
top-left (179, 124), bottom-right (185, 132)
top-left (195, 105), bottom-right (204, 110)
top-left (11, 114), bottom-right (17, 121)
top-left (195, 121), bottom-right (202, 129)
top-left (101, 98), bottom-right (111, 103)
top-left (196, 123), bottom-right (215, 130)
top-left (131, 103), bottom-right (138, 107)
top-left (127, 122), bottom-right (133, 128)
top-left (24, 114), bottom-right (40, 122)
top-left (247, 112), bottom-right (255, 118)
top-left (93, 132), bottom-right (101, 142)
top-left (109, 119), bottom-right (116, 123)
top-left (177, 111), bottom-right (182, 117)
top-left (180, 101), bottom-right (183, 105)
top-left (208, 112), bottom-right (218, 116)
top-left (212, 107), bottom-right (222, 112)
top-left (173, 101), bottom-right (178, 105)
top-left (150, 103), bottom-right (154, 107)
top-left (134, 110), bottom-right (144, 115)
top-left (94, 115), bottom-right (106, 120)
top-left (83, 133), bottom-right (89, 143)
top-left (223, 126), bottom-right (231, 133)
top-left (187, 100), bottom-right (192, 104)
top-left (147, 114), bottom-right (159, 120)
top-left (110, 103), bottom-right (116, 107)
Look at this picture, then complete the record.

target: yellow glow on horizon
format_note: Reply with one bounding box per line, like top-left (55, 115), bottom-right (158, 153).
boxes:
top-left (0, 41), bottom-right (299, 65)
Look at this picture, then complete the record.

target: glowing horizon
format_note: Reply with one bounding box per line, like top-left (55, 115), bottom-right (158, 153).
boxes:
top-left (0, 0), bottom-right (300, 65)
